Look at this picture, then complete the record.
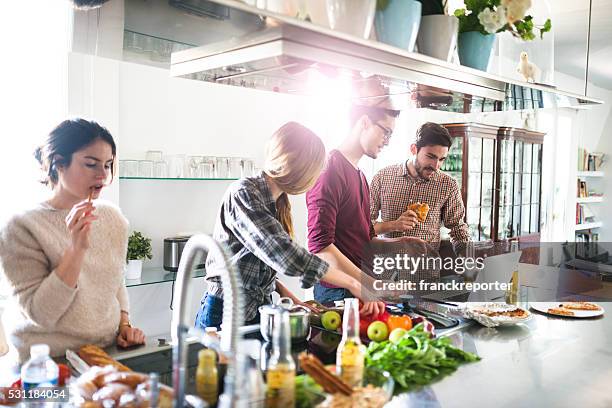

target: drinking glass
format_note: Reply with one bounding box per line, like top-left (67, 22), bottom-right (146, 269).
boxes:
top-left (168, 155), bottom-right (186, 178)
top-left (241, 159), bottom-right (254, 178)
top-left (138, 160), bottom-right (154, 178)
top-left (154, 161), bottom-right (168, 178)
top-left (229, 157), bottom-right (242, 178)
top-left (198, 162), bottom-right (214, 178)
top-left (120, 160), bottom-right (139, 177)
top-left (145, 150), bottom-right (163, 162)
top-left (187, 156), bottom-right (204, 178)
top-left (216, 157), bottom-right (230, 179)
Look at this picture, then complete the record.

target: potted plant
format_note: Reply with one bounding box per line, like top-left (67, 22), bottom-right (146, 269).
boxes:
top-left (454, 0), bottom-right (551, 71)
top-left (126, 231), bottom-right (153, 280)
top-left (375, 0), bottom-right (422, 51)
top-left (415, 0), bottom-right (459, 62)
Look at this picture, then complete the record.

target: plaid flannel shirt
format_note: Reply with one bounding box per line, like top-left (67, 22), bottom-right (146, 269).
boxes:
top-left (370, 162), bottom-right (470, 252)
top-left (206, 173), bottom-right (329, 321)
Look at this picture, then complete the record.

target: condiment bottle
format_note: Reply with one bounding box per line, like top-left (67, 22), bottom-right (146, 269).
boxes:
top-left (336, 298), bottom-right (365, 388)
top-left (196, 348), bottom-right (218, 406)
top-left (265, 309), bottom-right (295, 408)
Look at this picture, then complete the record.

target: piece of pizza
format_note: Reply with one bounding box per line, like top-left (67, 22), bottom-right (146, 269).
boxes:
top-left (547, 308), bottom-right (575, 317)
top-left (560, 301), bottom-right (602, 311)
top-left (408, 202), bottom-right (430, 222)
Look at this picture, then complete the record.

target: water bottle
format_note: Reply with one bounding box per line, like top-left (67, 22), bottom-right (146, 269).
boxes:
top-left (21, 344), bottom-right (59, 389)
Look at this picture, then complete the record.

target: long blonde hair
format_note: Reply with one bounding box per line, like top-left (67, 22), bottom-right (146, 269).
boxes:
top-left (264, 122), bottom-right (326, 238)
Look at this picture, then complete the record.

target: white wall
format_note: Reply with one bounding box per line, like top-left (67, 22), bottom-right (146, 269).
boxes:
top-left (554, 72), bottom-right (612, 241)
top-left (66, 53), bottom-right (342, 337)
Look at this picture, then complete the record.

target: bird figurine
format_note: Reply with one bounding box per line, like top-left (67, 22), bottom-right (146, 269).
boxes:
top-left (517, 51), bottom-right (538, 83)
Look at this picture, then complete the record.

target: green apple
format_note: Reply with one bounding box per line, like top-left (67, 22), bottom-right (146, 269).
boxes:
top-left (321, 311), bottom-right (341, 331)
top-left (367, 321), bottom-right (389, 342)
top-left (388, 327), bottom-right (408, 344)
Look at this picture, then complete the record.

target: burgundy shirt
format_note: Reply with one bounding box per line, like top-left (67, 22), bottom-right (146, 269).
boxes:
top-left (307, 150), bottom-right (374, 286)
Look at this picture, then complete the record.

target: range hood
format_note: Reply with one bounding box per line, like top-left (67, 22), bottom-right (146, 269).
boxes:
top-left (170, 0), bottom-right (602, 113)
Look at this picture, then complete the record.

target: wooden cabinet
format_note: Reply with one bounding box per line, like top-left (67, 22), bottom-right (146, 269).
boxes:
top-left (441, 123), bottom-right (545, 242)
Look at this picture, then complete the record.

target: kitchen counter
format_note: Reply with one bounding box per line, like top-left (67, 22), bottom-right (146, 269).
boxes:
top-left (102, 300), bottom-right (611, 408)
top-left (386, 302), bottom-right (612, 408)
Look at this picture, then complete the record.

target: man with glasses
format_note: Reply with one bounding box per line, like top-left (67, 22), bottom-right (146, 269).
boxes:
top-left (306, 79), bottom-right (406, 304)
top-left (370, 122), bottom-right (470, 256)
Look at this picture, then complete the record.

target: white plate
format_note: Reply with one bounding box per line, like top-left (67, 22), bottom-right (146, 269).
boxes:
top-left (530, 302), bottom-right (605, 318)
top-left (462, 303), bottom-right (532, 327)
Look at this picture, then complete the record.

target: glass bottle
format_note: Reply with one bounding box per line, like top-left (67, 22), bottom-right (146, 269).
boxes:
top-left (336, 298), bottom-right (365, 388)
top-left (265, 309), bottom-right (295, 408)
top-left (506, 240), bottom-right (520, 304)
top-left (196, 348), bottom-right (218, 406)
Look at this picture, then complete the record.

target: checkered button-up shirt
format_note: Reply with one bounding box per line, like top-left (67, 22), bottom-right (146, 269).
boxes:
top-left (206, 173), bottom-right (329, 321)
top-left (370, 162), bottom-right (470, 252)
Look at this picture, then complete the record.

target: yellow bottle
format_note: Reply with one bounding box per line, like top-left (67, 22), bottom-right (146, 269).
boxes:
top-left (265, 309), bottom-right (295, 408)
top-left (196, 348), bottom-right (218, 406)
top-left (336, 298), bottom-right (365, 388)
top-left (506, 241), bottom-right (520, 305)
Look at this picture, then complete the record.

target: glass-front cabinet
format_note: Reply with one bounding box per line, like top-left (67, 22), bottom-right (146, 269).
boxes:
top-left (442, 123), bottom-right (544, 242)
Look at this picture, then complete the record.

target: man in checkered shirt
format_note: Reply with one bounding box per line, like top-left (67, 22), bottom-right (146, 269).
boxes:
top-left (370, 122), bottom-right (470, 255)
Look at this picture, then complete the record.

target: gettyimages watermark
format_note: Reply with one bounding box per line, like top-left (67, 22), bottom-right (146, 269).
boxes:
top-left (358, 240), bottom-right (612, 303)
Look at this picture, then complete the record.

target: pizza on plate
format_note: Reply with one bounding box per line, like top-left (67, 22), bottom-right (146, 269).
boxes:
top-left (559, 301), bottom-right (602, 311)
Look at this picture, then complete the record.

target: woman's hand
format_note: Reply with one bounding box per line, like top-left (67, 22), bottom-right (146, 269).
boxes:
top-left (116, 326), bottom-right (146, 348)
top-left (65, 200), bottom-right (98, 252)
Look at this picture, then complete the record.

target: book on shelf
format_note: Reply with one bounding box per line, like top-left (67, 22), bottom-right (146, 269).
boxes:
top-left (577, 148), bottom-right (605, 171)
top-left (576, 204), bottom-right (596, 224)
top-left (577, 180), bottom-right (588, 197)
top-left (575, 231), bottom-right (601, 259)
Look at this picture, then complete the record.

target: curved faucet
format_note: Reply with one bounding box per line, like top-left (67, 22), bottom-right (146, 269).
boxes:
top-left (171, 234), bottom-right (244, 408)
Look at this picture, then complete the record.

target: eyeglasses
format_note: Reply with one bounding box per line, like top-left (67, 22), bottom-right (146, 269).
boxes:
top-left (375, 122), bottom-right (393, 143)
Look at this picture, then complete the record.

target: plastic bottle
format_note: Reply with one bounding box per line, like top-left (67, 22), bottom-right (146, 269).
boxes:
top-left (21, 344), bottom-right (59, 389)
top-left (196, 348), bottom-right (218, 406)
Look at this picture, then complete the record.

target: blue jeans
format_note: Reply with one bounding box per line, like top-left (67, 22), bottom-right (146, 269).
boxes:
top-left (313, 283), bottom-right (350, 304)
top-left (195, 293), bottom-right (261, 330)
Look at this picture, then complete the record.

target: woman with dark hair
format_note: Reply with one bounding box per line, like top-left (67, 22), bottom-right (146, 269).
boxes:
top-left (0, 118), bottom-right (145, 363)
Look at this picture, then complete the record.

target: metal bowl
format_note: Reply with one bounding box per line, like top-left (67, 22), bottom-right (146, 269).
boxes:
top-left (259, 298), bottom-right (311, 343)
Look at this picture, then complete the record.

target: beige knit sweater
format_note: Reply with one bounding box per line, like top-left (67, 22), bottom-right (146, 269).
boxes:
top-left (0, 200), bottom-right (130, 362)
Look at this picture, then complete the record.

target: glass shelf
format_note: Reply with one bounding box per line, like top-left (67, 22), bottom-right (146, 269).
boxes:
top-left (119, 177), bottom-right (238, 181)
top-left (125, 267), bottom-right (205, 288)
top-left (123, 29), bottom-right (196, 66)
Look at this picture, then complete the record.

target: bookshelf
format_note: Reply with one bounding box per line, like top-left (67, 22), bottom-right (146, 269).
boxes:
top-left (576, 149), bottom-right (604, 242)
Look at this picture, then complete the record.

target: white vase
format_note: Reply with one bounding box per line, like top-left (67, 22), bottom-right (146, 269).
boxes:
top-left (416, 15), bottom-right (459, 62)
top-left (126, 259), bottom-right (143, 280)
top-left (326, 0), bottom-right (376, 39)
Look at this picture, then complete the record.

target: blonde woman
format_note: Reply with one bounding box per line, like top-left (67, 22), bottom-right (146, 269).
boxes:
top-left (196, 122), bottom-right (385, 329)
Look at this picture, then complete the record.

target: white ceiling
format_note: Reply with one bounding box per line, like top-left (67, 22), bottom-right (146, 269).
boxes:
top-left (553, 0), bottom-right (612, 90)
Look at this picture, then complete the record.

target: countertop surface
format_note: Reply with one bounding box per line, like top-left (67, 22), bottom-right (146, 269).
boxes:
top-left (105, 300), bottom-right (612, 408)
top-left (385, 302), bottom-right (612, 408)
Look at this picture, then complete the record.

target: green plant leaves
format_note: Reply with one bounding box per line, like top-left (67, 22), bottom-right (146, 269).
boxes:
top-left (365, 323), bottom-right (480, 391)
top-left (127, 231), bottom-right (153, 261)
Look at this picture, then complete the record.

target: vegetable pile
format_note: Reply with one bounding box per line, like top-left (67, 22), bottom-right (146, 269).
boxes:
top-left (365, 324), bottom-right (480, 390)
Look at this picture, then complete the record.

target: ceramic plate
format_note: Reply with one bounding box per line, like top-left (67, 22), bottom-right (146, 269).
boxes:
top-left (530, 302), bottom-right (604, 318)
